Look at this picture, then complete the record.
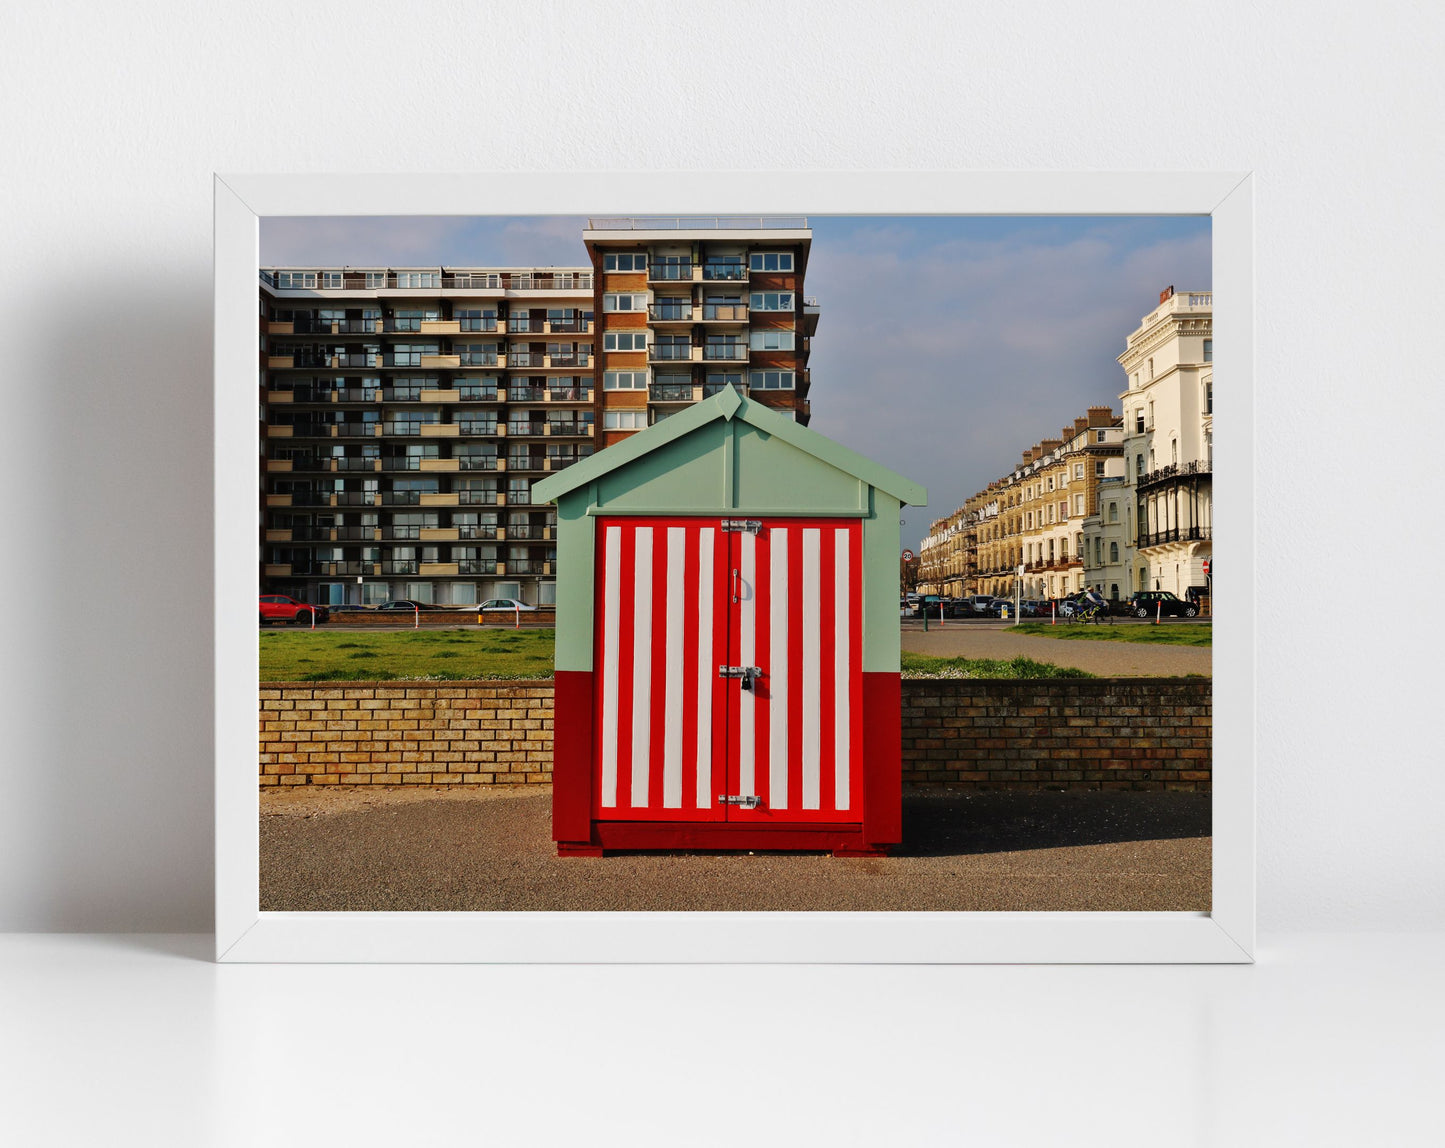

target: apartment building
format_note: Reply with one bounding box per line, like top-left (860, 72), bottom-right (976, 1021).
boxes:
top-left (917, 506), bottom-right (973, 598)
top-left (583, 218), bottom-right (816, 442)
top-left (258, 219), bottom-right (822, 607)
top-left (1080, 459), bottom-right (1132, 601)
top-left (923, 407), bottom-right (1122, 601)
top-left (1118, 287), bottom-right (1213, 597)
top-left (259, 265), bottom-right (597, 607)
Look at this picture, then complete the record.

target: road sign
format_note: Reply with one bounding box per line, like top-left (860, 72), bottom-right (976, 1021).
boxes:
top-left (1016, 565), bottom-right (1024, 578)
top-left (902, 549), bottom-right (914, 561)
top-left (1202, 559), bottom-right (1211, 576)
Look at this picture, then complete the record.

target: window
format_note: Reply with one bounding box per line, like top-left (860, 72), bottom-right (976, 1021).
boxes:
top-left (276, 271), bottom-right (317, 289)
top-left (1205, 380), bottom-right (1213, 415)
top-left (322, 272), bottom-right (343, 289)
top-left (749, 329), bottom-right (795, 351)
top-left (396, 272), bottom-right (440, 289)
top-left (1203, 338), bottom-right (1213, 363)
top-left (1171, 439), bottom-right (1178, 464)
top-left (603, 331), bottom-right (647, 352)
top-left (749, 292), bottom-right (794, 311)
top-left (1132, 372), bottom-right (1139, 389)
top-left (1135, 409), bottom-right (1145, 433)
top-left (365, 272), bottom-right (388, 289)
top-left (749, 252), bottom-right (794, 272)
top-left (1058, 500), bottom-right (1068, 520)
top-left (603, 410), bottom-right (647, 430)
top-left (603, 370), bottom-right (648, 390)
top-left (1046, 477), bottom-right (1054, 492)
top-left (1148, 357), bottom-right (1155, 379)
top-left (1135, 454), bottom-right (1144, 477)
top-left (1096, 430), bottom-right (1106, 443)
top-left (1074, 495), bottom-right (1085, 515)
top-left (603, 252), bottom-right (647, 272)
top-left (1095, 461), bottom-right (1105, 476)
top-left (748, 369), bottom-right (795, 390)
top-left (1109, 542), bottom-right (1119, 563)
top-left (1074, 463), bottom-right (1084, 479)
top-left (1108, 502), bottom-right (1118, 522)
top-left (603, 293), bottom-right (647, 312)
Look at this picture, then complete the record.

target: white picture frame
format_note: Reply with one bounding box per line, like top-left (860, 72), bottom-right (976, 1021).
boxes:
top-left (216, 171), bottom-right (1254, 963)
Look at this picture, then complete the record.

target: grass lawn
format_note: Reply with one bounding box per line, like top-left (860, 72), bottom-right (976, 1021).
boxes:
top-left (900, 652), bottom-right (1093, 679)
top-left (260, 628), bottom-right (555, 681)
top-left (1008, 622), bottom-right (1212, 648)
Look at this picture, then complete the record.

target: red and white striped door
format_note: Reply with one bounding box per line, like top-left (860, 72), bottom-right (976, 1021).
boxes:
top-left (593, 517), bottom-right (862, 825)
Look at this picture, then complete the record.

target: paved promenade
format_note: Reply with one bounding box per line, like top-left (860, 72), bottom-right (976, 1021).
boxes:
top-left (902, 621), bottom-right (1212, 677)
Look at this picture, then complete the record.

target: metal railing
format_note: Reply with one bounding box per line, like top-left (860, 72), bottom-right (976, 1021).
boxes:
top-left (703, 342), bottom-right (747, 360)
top-left (1137, 526), bottom-right (1212, 547)
top-left (650, 344), bottom-right (692, 360)
top-left (589, 216), bottom-right (808, 230)
top-left (457, 560), bottom-right (500, 575)
top-left (456, 386), bottom-right (501, 401)
top-left (648, 263), bottom-right (693, 280)
top-left (1137, 459), bottom-right (1213, 489)
top-left (507, 421), bottom-right (547, 436)
top-left (456, 421), bottom-right (498, 435)
top-left (650, 383), bottom-right (695, 402)
top-left (457, 526), bottom-right (498, 540)
top-left (702, 263), bottom-right (747, 281)
top-left (701, 304), bottom-right (748, 321)
top-left (458, 455), bottom-right (499, 470)
top-left (548, 386), bottom-right (591, 402)
top-left (458, 490), bottom-right (499, 505)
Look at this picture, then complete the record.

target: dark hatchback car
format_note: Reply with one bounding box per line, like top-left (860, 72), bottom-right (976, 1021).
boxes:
top-left (1125, 590), bottom-right (1199, 618)
top-left (375, 600), bottom-right (445, 612)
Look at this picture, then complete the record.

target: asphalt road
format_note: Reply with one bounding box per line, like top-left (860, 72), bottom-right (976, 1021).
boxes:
top-left (260, 786), bottom-right (1210, 913)
top-left (901, 620), bottom-right (1213, 677)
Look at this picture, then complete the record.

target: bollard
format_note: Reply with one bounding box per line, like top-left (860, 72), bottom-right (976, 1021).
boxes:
top-left (414, 604), bottom-right (420, 630)
top-left (1155, 600), bottom-right (1161, 625)
top-left (515, 604), bottom-right (521, 630)
top-left (1051, 601), bottom-right (1056, 626)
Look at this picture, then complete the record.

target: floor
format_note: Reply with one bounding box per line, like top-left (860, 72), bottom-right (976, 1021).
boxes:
top-left (2, 931), bottom-right (1439, 1146)
top-left (260, 786), bottom-right (1210, 912)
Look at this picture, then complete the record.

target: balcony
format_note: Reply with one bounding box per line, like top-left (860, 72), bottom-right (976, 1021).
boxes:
top-left (456, 421), bottom-right (499, 436)
top-left (1137, 526), bottom-right (1212, 548)
top-left (458, 490), bottom-right (501, 506)
top-left (265, 458), bottom-right (293, 473)
top-left (508, 351), bottom-right (545, 368)
top-left (701, 262), bottom-right (747, 282)
top-left (699, 303), bottom-right (749, 322)
top-left (703, 342), bottom-right (748, 361)
top-left (420, 492), bottom-right (461, 507)
top-left (545, 421), bottom-right (592, 436)
top-left (456, 386), bottom-right (502, 402)
top-left (419, 423), bottom-right (459, 437)
top-left (507, 421), bottom-right (547, 436)
top-left (649, 263), bottom-right (695, 283)
top-left (419, 458), bottom-right (460, 472)
top-left (547, 353), bottom-right (589, 369)
top-left (508, 386), bottom-right (548, 403)
top-left (457, 526), bottom-right (498, 541)
top-left (648, 304), bottom-right (693, 322)
top-left (547, 386), bottom-right (592, 403)
top-left (458, 560), bottom-right (501, 575)
top-left (419, 389), bottom-right (462, 403)
top-left (419, 354), bottom-right (461, 369)
top-left (335, 457), bottom-right (380, 471)
top-left (650, 383), bottom-right (699, 403)
top-left (1137, 459), bottom-right (1213, 491)
top-left (419, 319), bottom-right (461, 335)
top-left (649, 343), bottom-right (696, 363)
top-left (420, 563), bottom-right (460, 577)
top-left (381, 561), bottom-right (418, 575)
top-left (420, 528), bottom-right (460, 542)
top-left (458, 455), bottom-right (500, 470)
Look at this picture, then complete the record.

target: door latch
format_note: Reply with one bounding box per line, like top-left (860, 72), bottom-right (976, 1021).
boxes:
top-left (720, 519), bottom-right (763, 534)
top-left (718, 794), bottom-right (763, 809)
top-left (718, 665), bottom-right (762, 691)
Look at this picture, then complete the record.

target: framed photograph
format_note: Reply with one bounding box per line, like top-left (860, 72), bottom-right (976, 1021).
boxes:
top-left (217, 172), bottom-right (1253, 962)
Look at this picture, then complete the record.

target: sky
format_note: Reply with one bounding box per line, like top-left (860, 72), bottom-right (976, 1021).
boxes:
top-left (262, 214), bottom-right (1211, 552)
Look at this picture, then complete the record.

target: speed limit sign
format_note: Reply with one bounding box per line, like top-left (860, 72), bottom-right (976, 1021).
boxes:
top-left (902, 549), bottom-right (914, 561)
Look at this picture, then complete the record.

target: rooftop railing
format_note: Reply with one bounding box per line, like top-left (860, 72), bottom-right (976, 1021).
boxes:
top-left (588, 216), bottom-right (808, 230)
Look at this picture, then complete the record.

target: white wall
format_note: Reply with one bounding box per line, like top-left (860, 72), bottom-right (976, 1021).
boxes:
top-left (2, 0), bottom-right (1439, 932)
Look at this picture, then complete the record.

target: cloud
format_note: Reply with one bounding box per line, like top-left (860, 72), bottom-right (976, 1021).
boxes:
top-left (803, 217), bottom-right (1211, 548)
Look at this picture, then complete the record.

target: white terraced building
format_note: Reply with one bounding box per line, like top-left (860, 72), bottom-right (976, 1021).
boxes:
top-left (1117, 286), bottom-right (1214, 598)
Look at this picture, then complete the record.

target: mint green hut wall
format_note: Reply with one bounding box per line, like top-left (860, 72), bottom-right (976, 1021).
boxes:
top-left (533, 386), bottom-right (927, 675)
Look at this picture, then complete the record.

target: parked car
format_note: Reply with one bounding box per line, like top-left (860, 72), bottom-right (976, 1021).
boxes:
top-left (478, 598), bottom-right (536, 612)
top-left (967, 595), bottom-right (995, 614)
top-left (259, 594), bottom-right (328, 626)
top-left (1126, 590), bottom-right (1199, 618)
top-left (375, 599), bottom-right (443, 612)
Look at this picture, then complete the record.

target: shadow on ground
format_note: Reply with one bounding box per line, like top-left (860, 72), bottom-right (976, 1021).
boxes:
top-left (897, 789), bottom-right (1210, 858)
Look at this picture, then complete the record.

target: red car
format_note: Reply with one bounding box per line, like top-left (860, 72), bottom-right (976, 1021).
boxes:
top-left (259, 595), bottom-right (329, 626)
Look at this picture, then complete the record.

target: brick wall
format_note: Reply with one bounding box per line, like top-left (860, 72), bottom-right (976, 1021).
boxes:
top-left (320, 610), bottom-right (554, 628)
top-left (901, 678), bottom-right (1211, 791)
top-left (259, 677), bottom-right (1210, 791)
top-left (259, 680), bottom-right (552, 786)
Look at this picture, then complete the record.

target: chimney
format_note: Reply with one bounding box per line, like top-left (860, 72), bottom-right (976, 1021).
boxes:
top-left (1074, 416), bottom-right (1090, 436)
top-left (1159, 285), bottom-right (1175, 304)
top-left (1041, 438), bottom-right (1062, 454)
top-left (1087, 405), bottom-right (1115, 427)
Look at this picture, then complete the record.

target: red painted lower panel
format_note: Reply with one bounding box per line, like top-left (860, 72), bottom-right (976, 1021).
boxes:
top-left (552, 670), bottom-right (594, 844)
top-left (861, 671), bottom-right (902, 847)
top-left (590, 821), bottom-right (885, 855)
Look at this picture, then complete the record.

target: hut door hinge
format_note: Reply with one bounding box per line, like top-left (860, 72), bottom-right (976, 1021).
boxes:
top-left (721, 519), bottom-right (763, 534)
top-left (718, 795), bottom-right (763, 809)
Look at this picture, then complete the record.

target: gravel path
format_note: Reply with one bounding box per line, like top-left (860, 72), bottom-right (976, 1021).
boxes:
top-left (902, 622), bottom-right (1212, 677)
top-left (260, 786), bottom-right (1210, 913)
